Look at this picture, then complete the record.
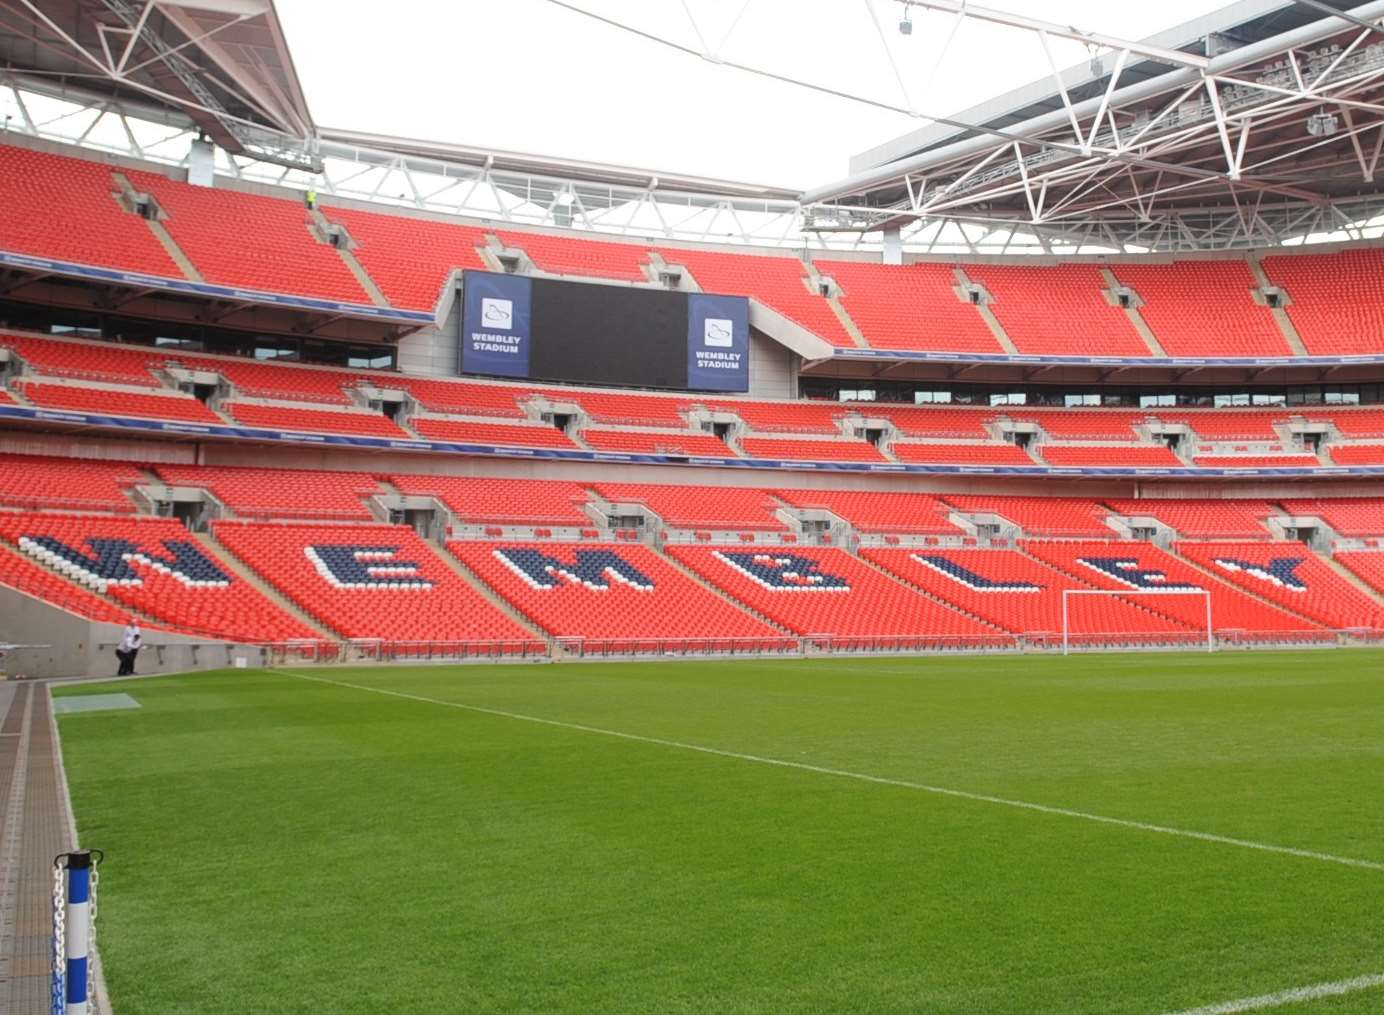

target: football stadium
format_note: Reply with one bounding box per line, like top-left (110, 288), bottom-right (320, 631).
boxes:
top-left (2, 1), bottom-right (1384, 1011)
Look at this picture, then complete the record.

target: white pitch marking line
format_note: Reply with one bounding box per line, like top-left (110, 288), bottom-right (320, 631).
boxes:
top-left (280, 670), bottom-right (1384, 874)
top-left (1161, 972), bottom-right (1384, 1014)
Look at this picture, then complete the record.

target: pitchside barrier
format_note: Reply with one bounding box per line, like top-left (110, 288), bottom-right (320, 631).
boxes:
top-left (53, 849), bottom-right (102, 1015)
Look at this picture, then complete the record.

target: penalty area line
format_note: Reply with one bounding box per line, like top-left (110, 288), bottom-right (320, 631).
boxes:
top-left (279, 669), bottom-right (1384, 874)
top-left (1161, 972), bottom-right (1384, 1014)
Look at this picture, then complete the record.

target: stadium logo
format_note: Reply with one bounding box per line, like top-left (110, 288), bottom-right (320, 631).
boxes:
top-left (481, 297), bottom-right (514, 330)
top-left (1213, 557), bottom-right (1308, 591)
top-left (494, 548), bottom-right (655, 591)
top-left (715, 551), bottom-right (850, 591)
top-left (704, 318), bottom-right (734, 348)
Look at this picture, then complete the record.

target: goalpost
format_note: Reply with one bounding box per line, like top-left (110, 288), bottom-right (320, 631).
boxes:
top-left (1061, 588), bottom-right (1213, 655)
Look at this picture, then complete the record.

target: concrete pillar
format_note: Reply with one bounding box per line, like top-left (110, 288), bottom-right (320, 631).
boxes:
top-left (882, 226), bottom-right (903, 266)
top-left (188, 137), bottom-right (215, 187)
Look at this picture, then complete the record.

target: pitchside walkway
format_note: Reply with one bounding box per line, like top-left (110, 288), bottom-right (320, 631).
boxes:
top-left (0, 681), bottom-right (88, 1013)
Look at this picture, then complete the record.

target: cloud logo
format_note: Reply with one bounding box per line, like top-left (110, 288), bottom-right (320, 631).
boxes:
top-left (481, 297), bottom-right (513, 330)
top-left (704, 318), bottom-right (733, 347)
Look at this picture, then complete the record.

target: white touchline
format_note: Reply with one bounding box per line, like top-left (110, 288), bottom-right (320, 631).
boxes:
top-left (279, 670), bottom-right (1384, 874)
top-left (1160, 972), bottom-right (1384, 1014)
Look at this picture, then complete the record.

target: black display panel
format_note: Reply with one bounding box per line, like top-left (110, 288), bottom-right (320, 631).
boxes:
top-left (458, 270), bottom-right (750, 392)
top-left (527, 276), bottom-right (688, 389)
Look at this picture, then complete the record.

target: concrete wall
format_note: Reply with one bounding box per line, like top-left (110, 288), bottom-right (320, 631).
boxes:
top-left (0, 586), bottom-right (271, 680)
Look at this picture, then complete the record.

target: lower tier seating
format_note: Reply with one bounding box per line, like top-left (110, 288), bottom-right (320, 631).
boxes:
top-left (1280, 499), bottom-right (1384, 537)
top-left (152, 464), bottom-right (383, 520)
top-left (449, 541), bottom-right (783, 646)
top-left (0, 541), bottom-right (141, 627)
top-left (864, 547), bottom-right (1195, 644)
top-left (665, 545), bottom-right (1001, 643)
top-left (0, 513), bottom-right (316, 642)
top-left (1177, 542), bottom-right (1384, 632)
top-left (212, 521), bottom-right (536, 644)
top-left (1334, 552), bottom-right (1384, 600)
top-left (1024, 540), bottom-right (1323, 638)
top-left (0, 454), bottom-right (144, 512)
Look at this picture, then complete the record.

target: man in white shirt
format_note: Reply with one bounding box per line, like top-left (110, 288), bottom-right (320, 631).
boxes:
top-left (117, 624), bottom-right (142, 676)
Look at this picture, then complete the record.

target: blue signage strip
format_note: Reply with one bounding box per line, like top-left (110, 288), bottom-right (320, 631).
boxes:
top-left (829, 346), bottom-right (1384, 368)
top-left (4, 403), bottom-right (1382, 480)
top-left (460, 271), bottom-right (532, 378)
top-left (687, 293), bottom-right (750, 392)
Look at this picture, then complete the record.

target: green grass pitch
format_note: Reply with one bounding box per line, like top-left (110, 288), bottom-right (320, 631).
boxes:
top-left (54, 650), bottom-right (1384, 1014)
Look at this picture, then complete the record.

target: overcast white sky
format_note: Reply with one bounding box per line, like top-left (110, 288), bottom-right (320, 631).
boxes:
top-left (276, 0), bottom-right (1225, 190)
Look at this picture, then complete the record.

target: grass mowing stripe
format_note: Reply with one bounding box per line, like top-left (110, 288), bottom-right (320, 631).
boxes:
top-left (1161, 972), bottom-right (1384, 1014)
top-left (280, 669), bottom-right (1384, 875)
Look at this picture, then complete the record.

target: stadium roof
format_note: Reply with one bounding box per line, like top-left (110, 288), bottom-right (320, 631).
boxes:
top-left (800, 0), bottom-right (1384, 250)
top-left (4, 1), bottom-right (1384, 253)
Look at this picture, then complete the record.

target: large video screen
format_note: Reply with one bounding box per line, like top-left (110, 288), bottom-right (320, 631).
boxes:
top-left (458, 270), bottom-right (749, 392)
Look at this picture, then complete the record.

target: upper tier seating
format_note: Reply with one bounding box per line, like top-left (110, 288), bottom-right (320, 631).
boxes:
top-left (816, 260), bottom-right (1004, 353)
top-left (402, 379), bottom-right (532, 417)
top-left (390, 475), bottom-right (594, 527)
top-left (0, 145), bottom-right (181, 278)
top-left (708, 400), bottom-right (846, 434)
top-left (1330, 445), bottom-right (1384, 465)
top-left (776, 489), bottom-right (962, 534)
top-left (567, 391), bottom-right (692, 427)
top-left (1041, 446), bottom-right (1182, 468)
top-left (1008, 410), bottom-right (1146, 441)
top-left (152, 465), bottom-right (383, 521)
top-left (1158, 411), bottom-right (1285, 440)
top-left (1331, 410), bottom-right (1384, 439)
top-left (1111, 261), bottom-right (1290, 357)
top-left (965, 264), bottom-right (1150, 357)
top-left (1193, 454), bottom-right (1320, 469)
top-left (595, 483), bottom-right (787, 530)
top-left (180, 357), bottom-right (365, 405)
top-left (0, 541), bottom-right (141, 627)
top-left (864, 547), bottom-right (1196, 643)
top-left (499, 232), bottom-right (649, 282)
top-left (1261, 248), bottom-right (1384, 355)
top-left (212, 520), bottom-right (536, 644)
top-left (0, 454), bottom-right (144, 512)
top-left (0, 513), bottom-right (316, 642)
top-left (15, 381), bottom-right (223, 424)
top-left (1104, 499), bottom-right (1276, 539)
top-left (410, 418), bottom-right (578, 449)
top-left (1333, 552), bottom-right (1384, 600)
top-left (1177, 541), bottom-right (1384, 632)
top-left (875, 407), bottom-right (996, 439)
top-left (449, 541), bottom-right (781, 644)
top-left (323, 204), bottom-right (490, 311)
top-left (126, 169), bottom-right (369, 303)
top-left (942, 496), bottom-right (1113, 537)
top-left (1279, 499), bottom-right (1384, 537)
top-left (1025, 540), bottom-right (1323, 638)
top-left (581, 430), bottom-right (734, 457)
top-left (2, 334), bottom-right (165, 387)
top-left (657, 247), bottom-right (854, 347)
top-left (892, 443), bottom-right (1035, 466)
top-left (222, 402), bottom-right (410, 439)
top-left (0, 389), bottom-right (12, 405)
top-left (666, 545), bottom-right (1001, 642)
top-left (739, 437), bottom-right (888, 463)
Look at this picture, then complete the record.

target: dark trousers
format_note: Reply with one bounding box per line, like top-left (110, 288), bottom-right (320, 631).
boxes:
top-left (116, 647), bottom-right (137, 676)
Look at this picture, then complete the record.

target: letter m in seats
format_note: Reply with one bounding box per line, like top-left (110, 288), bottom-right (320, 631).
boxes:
top-left (495, 548), bottom-right (655, 591)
